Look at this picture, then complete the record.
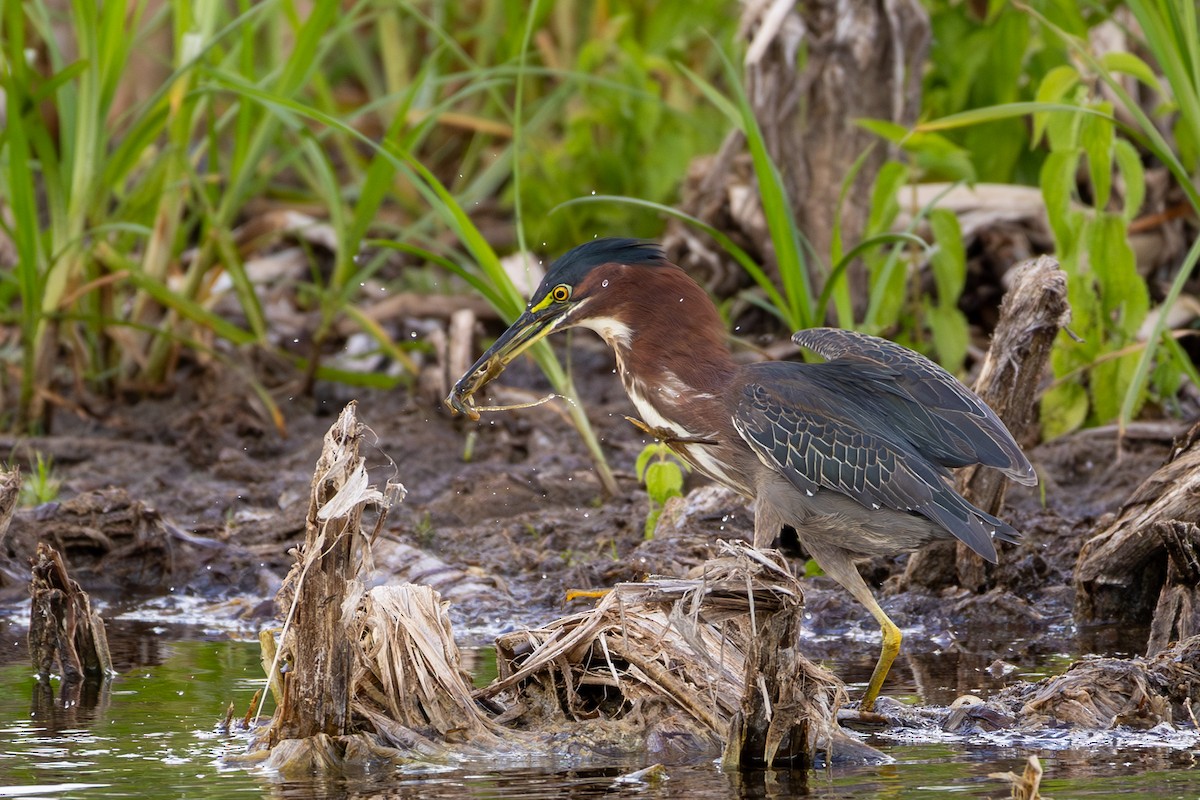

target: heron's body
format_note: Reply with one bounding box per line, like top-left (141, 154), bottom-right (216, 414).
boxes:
top-left (447, 238), bottom-right (1035, 711)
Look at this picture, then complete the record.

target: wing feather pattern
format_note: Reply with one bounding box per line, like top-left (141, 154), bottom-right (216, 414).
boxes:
top-left (791, 328), bottom-right (1037, 486)
top-left (734, 360), bottom-right (1021, 561)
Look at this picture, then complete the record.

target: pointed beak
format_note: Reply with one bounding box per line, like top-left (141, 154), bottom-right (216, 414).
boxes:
top-left (444, 303), bottom-right (569, 420)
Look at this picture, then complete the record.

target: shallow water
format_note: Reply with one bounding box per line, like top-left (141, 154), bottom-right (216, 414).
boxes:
top-left (1, 617), bottom-right (1197, 799)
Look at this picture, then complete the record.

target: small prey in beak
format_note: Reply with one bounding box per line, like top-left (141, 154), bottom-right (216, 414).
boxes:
top-left (444, 299), bottom-right (573, 420)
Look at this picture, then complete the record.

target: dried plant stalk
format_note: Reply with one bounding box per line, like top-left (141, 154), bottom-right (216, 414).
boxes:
top-left (481, 543), bottom-right (854, 768)
top-left (270, 401), bottom-right (388, 742)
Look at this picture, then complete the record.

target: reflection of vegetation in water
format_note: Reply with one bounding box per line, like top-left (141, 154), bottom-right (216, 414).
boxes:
top-left (0, 639), bottom-right (266, 795)
top-left (464, 646), bottom-right (499, 690)
top-left (0, 630), bottom-right (1197, 796)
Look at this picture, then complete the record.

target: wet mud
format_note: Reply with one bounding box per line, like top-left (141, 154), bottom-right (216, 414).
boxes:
top-left (0, 338), bottom-right (1189, 708)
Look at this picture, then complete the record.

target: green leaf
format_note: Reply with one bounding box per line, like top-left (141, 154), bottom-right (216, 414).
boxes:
top-left (861, 123), bottom-right (976, 183)
top-left (1045, 95), bottom-right (1085, 153)
top-left (927, 304), bottom-right (969, 373)
top-left (635, 443), bottom-right (658, 483)
top-left (1080, 105), bottom-right (1114, 210)
top-left (1159, 334), bottom-right (1200, 403)
top-left (1092, 353), bottom-right (1141, 424)
top-left (867, 161), bottom-right (909, 234)
top-left (1113, 138), bottom-right (1146, 223)
top-left (1032, 65), bottom-right (1081, 145)
top-left (910, 137), bottom-right (977, 183)
top-left (1088, 213), bottom-right (1148, 337)
top-left (1175, 115), bottom-right (1199, 174)
top-left (917, 101), bottom-right (1111, 133)
top-left (1041, 380), bottom-right (1090, 440)
top-left (856, 118), bottom-right (910, 144)
top-left (1099, 52), bottom-right (1165, 95)
top-left (1040, 151), bottom-right (1080, 246)
top-left (929, 208), bottom-right (966, 302)
top-left (645, 460), bottom-right (684, 503)
top-left (1120, 233), bottom-right (1200, 432)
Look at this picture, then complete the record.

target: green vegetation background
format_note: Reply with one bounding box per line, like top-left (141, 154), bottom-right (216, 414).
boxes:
top-left (2, 0), bottom-right (1198, 461)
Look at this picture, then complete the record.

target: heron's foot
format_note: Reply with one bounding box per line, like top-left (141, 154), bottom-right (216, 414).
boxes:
top-left (836, 706), bottom-right (889, 727)
top-left (837, 694), bottom-right (913, 730)
top-left (623, 416), bottom-right (718, 446)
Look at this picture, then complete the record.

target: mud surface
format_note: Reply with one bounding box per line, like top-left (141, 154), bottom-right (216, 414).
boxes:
top-left (0, 336), bottom-right (1186, 698)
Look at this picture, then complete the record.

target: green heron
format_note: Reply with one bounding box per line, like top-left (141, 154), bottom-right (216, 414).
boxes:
top-left (446, 238), bottom-right (1036, 711)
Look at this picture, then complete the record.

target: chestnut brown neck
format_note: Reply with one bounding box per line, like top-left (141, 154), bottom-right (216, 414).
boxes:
top-left (574, 262), bottom-right (736, 437)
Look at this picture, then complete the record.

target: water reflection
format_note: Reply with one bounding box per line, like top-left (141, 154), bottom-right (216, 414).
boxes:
top-left (29, 672), bottom-right (112, 734)
top-left (0, 619), bottom-right (1197, 799)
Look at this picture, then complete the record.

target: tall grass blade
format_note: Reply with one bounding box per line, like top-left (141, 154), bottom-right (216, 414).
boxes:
top-left (678, 52), bottom-right (812, 330)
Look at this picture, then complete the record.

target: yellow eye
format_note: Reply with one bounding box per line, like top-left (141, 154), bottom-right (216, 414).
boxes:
top-left (551, 284), bottom-right (571, 303)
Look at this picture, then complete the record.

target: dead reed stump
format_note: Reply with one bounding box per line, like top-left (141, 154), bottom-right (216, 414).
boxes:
top-left (271, 401), bottom-right (384, 742)
top-left (1076, 422), bottom-right (1200, 654)
top-left (479, 544), bottom-right (864, 769)
top-left (666, 0), bottom-right (929, 304)
top-left (903, 255), bottom-right (1067, 592)
top-left (720, 581), bottom-right (812, 769)
top-left (0, 465), bottom-right (18, 547)
top-left (1146, 521), bottom-right (1200, 654)
top-left (29, 541), bottom-right (112, 681)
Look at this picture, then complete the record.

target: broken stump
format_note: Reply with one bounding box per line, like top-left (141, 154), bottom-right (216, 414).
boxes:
top-left (1075, 421), bottom-right (1200, 654)
top-left (29, 541), bottom-right (112, 682)
top-left (902, 255), bottom-right (1067, 593)
top-left (481, 543), bottom-right (873, 769)
top-left (1146, 521), bottom-right (1200, 654)
top-left (268, 401), bottom-right (396, 743)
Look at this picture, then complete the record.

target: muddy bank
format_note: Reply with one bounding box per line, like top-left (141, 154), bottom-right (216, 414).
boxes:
top-left (0, 341), bottom-right (1185, 687)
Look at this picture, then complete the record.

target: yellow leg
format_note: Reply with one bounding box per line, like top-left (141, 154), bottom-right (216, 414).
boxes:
top-left (802, 539), bottom-right (902, 713)
top-left (861, 609), bottom-right (902, 713)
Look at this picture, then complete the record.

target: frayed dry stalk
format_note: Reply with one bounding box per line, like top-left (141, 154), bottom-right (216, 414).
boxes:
top-left (250, 401), bottom-right (503, 773)
top-left (263, 401), bottom-right (400, 743)
top-left (479, 543), bottom-right (867, 769)
top-left (346, 584), bottom-right (511, 752)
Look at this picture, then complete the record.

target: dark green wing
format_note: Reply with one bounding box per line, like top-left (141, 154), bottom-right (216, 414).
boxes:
top-left (792, 328), bottom-right (1036, 486)
top-left (733, 363), bottom-right (1017, 561)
